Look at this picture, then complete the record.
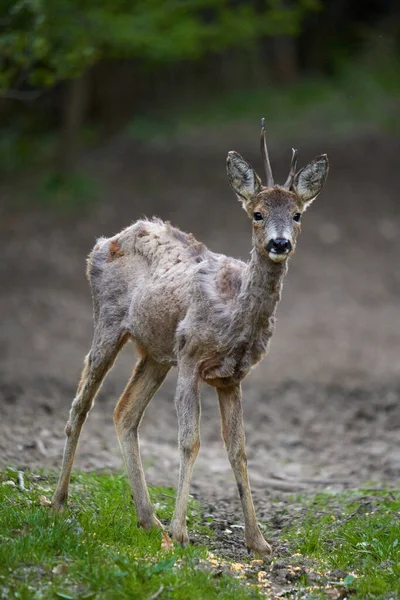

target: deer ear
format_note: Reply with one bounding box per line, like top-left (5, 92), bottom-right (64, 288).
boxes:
top-left (292, 154), bottom-right (329, 209)
top-left (227, 151), bottom-right (262, 216)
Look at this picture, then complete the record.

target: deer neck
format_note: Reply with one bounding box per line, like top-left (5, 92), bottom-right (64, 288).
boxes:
top-left (234, 248), bottom-right (288, 336)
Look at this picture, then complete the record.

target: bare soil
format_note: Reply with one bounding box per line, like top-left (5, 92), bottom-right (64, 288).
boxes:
top-left (1, 132), bottom-right (400, 580)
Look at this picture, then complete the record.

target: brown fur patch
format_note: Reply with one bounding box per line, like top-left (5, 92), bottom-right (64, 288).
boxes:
top-left (255, 186), bottom-right (298, 209)
top-left (136, 224), bottom-right (149, 238)
top-left (107, 239), bottom-right (125, 262)
top-left (217, 265), bottom-right (242, 300)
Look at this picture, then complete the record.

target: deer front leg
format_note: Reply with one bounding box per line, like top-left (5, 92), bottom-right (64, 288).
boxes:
top-left (217, 384), bottom-right (272, 555)
top-left (169, 363), bottom-right (201, 546)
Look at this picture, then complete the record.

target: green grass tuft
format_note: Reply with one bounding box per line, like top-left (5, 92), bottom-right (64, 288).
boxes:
top-left (283, 489), bottom-right (400, 598)
top-left (0, 468), bottom-right (261, 600)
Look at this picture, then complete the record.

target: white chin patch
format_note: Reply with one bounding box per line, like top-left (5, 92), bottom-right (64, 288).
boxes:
top-left (268, 251), bottom-right (288, 263)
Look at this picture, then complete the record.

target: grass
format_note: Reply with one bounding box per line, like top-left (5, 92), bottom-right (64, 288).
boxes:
top-left (0, 467), bottom-right (262, 600)
top-left (282, 489), bottom-right (400, 598)
top-left (1, 467), bottom-right (400, 599)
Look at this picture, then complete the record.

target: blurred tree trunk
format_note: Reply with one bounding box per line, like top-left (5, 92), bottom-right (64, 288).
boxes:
top-left (59, 71), bottom-right (89, 173)
top-left (271, 35), bottom-right (299, 84)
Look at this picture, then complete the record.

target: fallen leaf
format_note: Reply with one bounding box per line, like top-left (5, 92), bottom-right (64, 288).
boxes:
top-left (52, 564), bottom-right (68, 575)
top-left (343, 574), bottom-right (356, 586)
top-left (230, 563), bottom-right (245, 572)
top-left (39, 495), bottom-right (52, 508)
top-left (54, 592), bottom-right (75, 600)
top-left (161, 532), bottom-right (174, 551)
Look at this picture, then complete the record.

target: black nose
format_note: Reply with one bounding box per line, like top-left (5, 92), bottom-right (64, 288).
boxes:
top-left (266, 238), bottom-right (292, 254)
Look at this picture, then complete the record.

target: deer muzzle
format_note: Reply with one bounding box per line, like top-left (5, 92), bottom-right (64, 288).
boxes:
top-left (266, 238), bottom-right (292, 255)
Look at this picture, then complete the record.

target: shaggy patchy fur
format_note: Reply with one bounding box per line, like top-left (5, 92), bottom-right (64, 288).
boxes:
top-left (52, 146), bottom-right (328, 555)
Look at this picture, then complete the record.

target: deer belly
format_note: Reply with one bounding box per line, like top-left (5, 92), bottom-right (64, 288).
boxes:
top-left (128, 310), bottom-right (178, 365)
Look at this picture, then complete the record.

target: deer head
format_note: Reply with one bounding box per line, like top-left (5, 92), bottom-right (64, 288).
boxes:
top-left (227, 119), bottom-right (329, 262)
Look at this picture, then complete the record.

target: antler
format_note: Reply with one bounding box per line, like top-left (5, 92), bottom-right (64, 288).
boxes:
top-left (283, 148), bottom-right (298, 189)
top-left (260, 119), bottom-right (299, 189)
top-left (260, 118), bottom-right (274, 188)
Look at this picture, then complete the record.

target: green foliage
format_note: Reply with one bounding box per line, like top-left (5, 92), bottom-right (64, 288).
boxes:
top-left (0, 0), bottom-right (318, 92)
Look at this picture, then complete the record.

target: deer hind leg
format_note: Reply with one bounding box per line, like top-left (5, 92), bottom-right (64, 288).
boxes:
top-left (52, 329), bottom-right (126, 511)
top-left (217, 384), bottom-right (272, 556)
top-left (114, 354), bottom-right (170, 530)
top-left (169, 362), bottom-right (201, 546)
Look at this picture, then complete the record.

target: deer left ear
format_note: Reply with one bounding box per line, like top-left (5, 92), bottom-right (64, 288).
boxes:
top-left (292, 154), bottom-right (329, 209)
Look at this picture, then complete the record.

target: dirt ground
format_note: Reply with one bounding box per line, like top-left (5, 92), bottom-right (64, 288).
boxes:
top-left (1, 130), bottom-right (400, 569)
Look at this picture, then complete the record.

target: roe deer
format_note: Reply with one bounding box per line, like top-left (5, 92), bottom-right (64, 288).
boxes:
top-left (52, 120), bottom-right (328, 555)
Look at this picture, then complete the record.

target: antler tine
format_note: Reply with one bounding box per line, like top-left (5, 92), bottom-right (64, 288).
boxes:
top-left (260, 118), bottom-right (274, 188)
top-left (283, 147), bottom-right (298, 189)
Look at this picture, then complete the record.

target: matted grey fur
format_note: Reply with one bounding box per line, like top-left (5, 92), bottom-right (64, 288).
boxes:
top-left (52, 122), bottom-right (329, 555)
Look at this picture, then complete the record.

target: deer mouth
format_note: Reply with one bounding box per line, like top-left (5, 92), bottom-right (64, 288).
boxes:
top-left (268, 249), bottom-right (290, 262)
top-left (265, 238), bottom-right (292, 262)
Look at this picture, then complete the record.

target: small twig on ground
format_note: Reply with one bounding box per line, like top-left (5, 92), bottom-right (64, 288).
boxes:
top-left (17, 471), bottom-right (25, 492)
top-left (148, 585), bottom-right (164, 600)
top-left (36, 438), bottom-right (48, 456)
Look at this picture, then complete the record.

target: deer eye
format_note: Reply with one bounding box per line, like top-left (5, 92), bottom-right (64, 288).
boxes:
top-left (293, 213), bottom-right (302, 222)
top-left (253, 212), bottom-right (263, 221)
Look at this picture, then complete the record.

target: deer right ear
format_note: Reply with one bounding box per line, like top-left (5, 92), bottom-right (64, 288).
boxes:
top-left (227, 151), bottom-right (262, 216)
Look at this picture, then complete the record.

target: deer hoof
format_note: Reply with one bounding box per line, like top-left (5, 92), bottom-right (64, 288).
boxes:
top-left (51, 496), bottom-right (68, 512)
top-left (169, 523), bottom-right (189, 547)
top-left (246, 537), bottom-right (272, 556)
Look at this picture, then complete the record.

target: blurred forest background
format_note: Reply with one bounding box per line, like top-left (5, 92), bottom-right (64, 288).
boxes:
top-left (0, 0), bottom-right (399, 185)
top-left (1, 1), bottom-right (400, 489)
